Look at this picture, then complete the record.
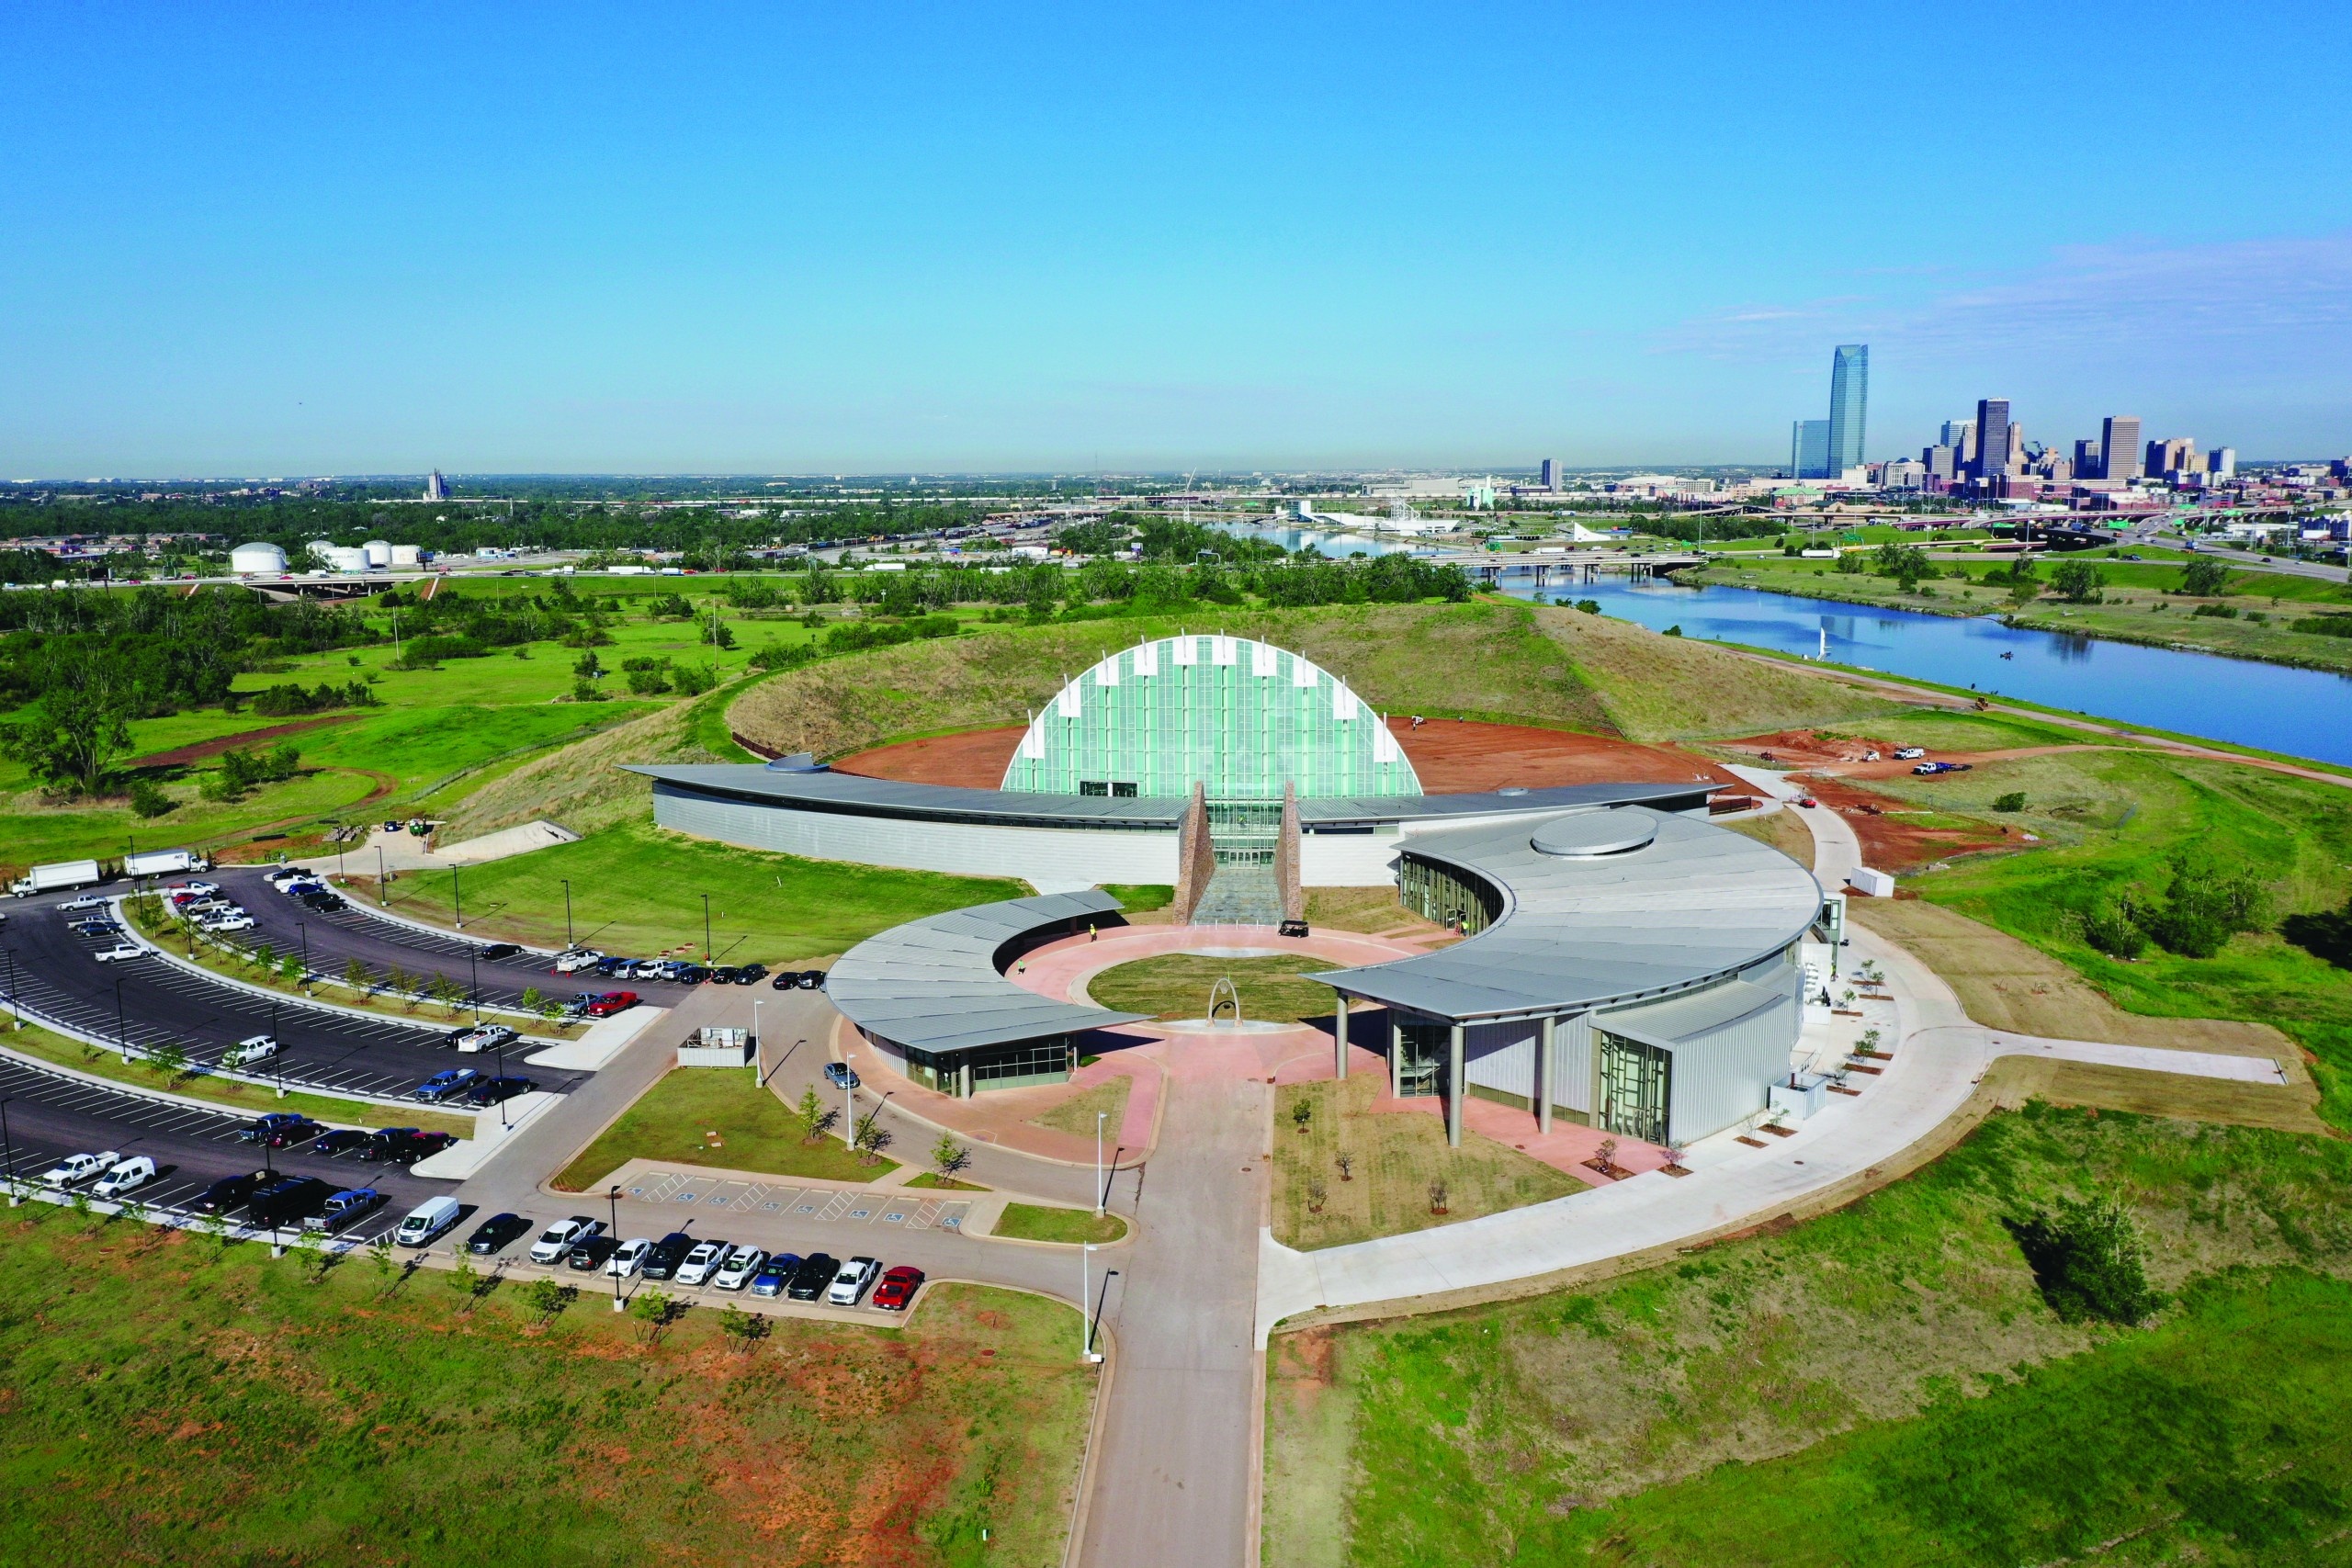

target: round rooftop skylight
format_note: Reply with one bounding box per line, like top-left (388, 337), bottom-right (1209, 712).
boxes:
top-left (1531, 810), bottom-right (1657, 858)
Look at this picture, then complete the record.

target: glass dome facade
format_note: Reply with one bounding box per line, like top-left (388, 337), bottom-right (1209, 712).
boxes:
top-left (1001, 634), bottom-right (1421, 800)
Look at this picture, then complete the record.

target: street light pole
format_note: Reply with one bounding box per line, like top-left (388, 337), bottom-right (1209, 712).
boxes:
top-left (1090, 1267), bottom-right (1116, 1360)
top-left (494, 1040), bottom-right (509, 1130)
top-left (297, 920), bottom-right (308, 985)
top-left (377, 844), bottom-right (388, 908)
top-left (270, 998), bottom-right (285, 1099)
top-left (453, 866), bottom-right (462, 931)
top-left (3, 947), bottom-right (18, 1031)
top-left (608, 1185), bottom-right (625, 1313)
top-left (752, 998), bottom-right (762, 1090)
top-left (561, 879), bottom-right (573, 949)
top-left (1096, 1110), bottom-right (1106, 1217)
top-left (469, 947), bottom-right (481, 1024)
top-left (113, 976), bottom-right (130, 1063)
top-left (702, 894), bottom-right (711, 964)
top-left (1, 1097), bottom-right (16, 1205)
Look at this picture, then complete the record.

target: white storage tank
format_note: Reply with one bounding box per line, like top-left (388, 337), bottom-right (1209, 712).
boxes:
top-left (311, 544), bottom-right (368, 572)
top-left (389, 544), bottom-right (424, 568)
top-left (228, 542), bottom-right (288, 576)
top-left (362, 539), bottom-right (393, 569)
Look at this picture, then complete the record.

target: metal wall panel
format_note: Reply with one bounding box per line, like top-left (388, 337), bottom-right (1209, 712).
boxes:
top-left (652, 784), bottom-right (1178, 888)
top-left (1663, 987), bottom-right (1800, 1143)
top-left (1464, 1019), bottom-right (1538, 1098)
top-left (1296, 831), bottom-right (1402, 887)
top-left (1554, 1012), bottom-right (1594, 1115)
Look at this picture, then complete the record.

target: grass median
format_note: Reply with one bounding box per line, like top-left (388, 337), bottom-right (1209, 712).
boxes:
top-left (0, 1206), bottom-right (1094, 1565)
top-left (554, 1066), bottom-right (895, 1190)
top-left (1087, 953), bottom-right (1340, 1023)
top-left (991, 1203), bottom-right (1126, 1245)
top-left (0, 1021), bottom-right (472, 1138)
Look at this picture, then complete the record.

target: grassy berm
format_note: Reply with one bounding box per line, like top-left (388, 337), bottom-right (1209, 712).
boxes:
top-left (0, 1208), bottom-right (1091, 1566)
top-left (1264, 1103), bottom-right (2352, 1567)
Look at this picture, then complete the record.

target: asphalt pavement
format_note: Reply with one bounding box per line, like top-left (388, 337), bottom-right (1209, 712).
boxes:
top-left (1, 889), bottom-right (591, 1102)
top-left (0, 1045), bottom-right (453, 1243)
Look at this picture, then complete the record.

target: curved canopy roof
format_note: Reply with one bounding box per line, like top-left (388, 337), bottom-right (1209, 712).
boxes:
top-left (1317, 807), bottom-right (1823, 1024)
top-left (826, 889), bottom-right (1152, 1055)
top-left (1001, 633), bottom-right (1421, 800)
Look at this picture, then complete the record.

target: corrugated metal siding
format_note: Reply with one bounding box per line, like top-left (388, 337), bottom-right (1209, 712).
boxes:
top-left (1554, 1012), bottom-right (1594, 1115)
top-left (1296, 831), bottom-right (1401, 887)
top-left (1464, 1020), bottom-right (1537, 1099)
top-left (1663, 987), bottom-right (1800, 1143)
top-left (653, 784), bottom-right (1178, 886)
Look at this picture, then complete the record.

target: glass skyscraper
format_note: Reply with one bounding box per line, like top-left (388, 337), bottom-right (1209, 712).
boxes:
top-left (1826, 344), bottom-right (1868, 474)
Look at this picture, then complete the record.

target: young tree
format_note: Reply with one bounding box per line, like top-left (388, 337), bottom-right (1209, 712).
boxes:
top-left (344, 956), bottom-right (373, 994)
top-left (2179, 557), bottom-right (2231, 596)
top-left (2051, 558), bottom-right (2105, 604)
top-left (628, 1287), bottom-right (676, 1343)
top-left (1334, 1151), bottom-right (1354, 1182)
top-left (1289, 1100), bottom-right (1313, 1135)
top-left (1305, 1177), bottom-right (1328, 1213)
top-left (930, 1133), bottom-right (970, 1179)
top-left (795, 1087), bottom-right (828, 1143)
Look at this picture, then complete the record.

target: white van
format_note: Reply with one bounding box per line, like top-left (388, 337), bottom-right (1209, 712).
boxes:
top-left (394, 1195), bottom-right (462, 1247)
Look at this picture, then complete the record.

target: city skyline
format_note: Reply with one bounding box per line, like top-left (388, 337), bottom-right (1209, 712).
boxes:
top-left (4, 3), bottom-right (2348, 475)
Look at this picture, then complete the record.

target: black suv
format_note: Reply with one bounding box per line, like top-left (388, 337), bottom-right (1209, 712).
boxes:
top-left (567, 1235), bottom-right (622, 1272)
top-left (193, 1169), bottom-right (270, 1214)
top-left (641, 1232), bottom-right (695, 1280)
top-left (785, 1252), bottom-right (841, 1302)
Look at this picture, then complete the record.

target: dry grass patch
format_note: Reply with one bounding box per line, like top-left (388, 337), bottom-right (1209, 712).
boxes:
top-left (729, 603), bottom-right (1621, 760)
top-left (1849, 897), bottom-right (2327, 1134)
top-left (1534, 604), bottom-right (1900, 740)
top-left (440, 696), bottom-right (716, 840)
top-left (1721, 807), bottom-right (1816, 865)
top-left (1027, 1075), bottom-right (1132, 1138)
top-left (1272, 1075), bottom-right (1584, 1250)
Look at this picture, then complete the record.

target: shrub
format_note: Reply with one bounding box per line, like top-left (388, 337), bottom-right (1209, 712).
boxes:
top-left (2191, 603), bottom-right (2237, 619)
top-left (1662, 624), bottom-right (1683, 637)
top-left (129, 778), bottom-right (175, 818)
top-left (2295, 613), bottom-right (2352, 638)
top-left (1575, 599), bottom-right (1601, 615)
top-left (1992, 791), bottom-right (2027, 812)
top-left (2081, 903), bottom-right (2148, 960)
top-left (2142, 858), bottom-right (2267, 958)
top-left (2179, 557), bottom-right (2232, 596)
top-left (2007, 1195), bottom-right (2163, 1325)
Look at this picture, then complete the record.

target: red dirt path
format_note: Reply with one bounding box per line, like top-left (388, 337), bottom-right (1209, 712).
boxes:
top-left (831, 717), bottom-right (1743, 795)
top-left (128, 714), bottom-right (363, 770)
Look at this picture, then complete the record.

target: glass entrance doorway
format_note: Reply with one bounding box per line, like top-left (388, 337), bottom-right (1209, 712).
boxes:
top-left (1597, 1032), bottom-right (1671, 1145)
top-left (1206, 798), bottom-right (1281, 866)
top-left (1395, 1021), bottom-right (1447, 1099)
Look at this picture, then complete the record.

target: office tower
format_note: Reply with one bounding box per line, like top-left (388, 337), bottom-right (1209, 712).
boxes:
top-left (1922, 445), bottom-right (1955, 483)
top-left (2210, 446), bottom-right (2236, 478)
top-left (1792, 420), bottom-right (1831, 479)
top-left (1942, 420), bottom-right (1976, 466)
top-left (2099, 416), bottom-right (2142, 481)
top-left (2147, 436), bottom-right (2197, 477)
top-left (1973, 400), bottom-right (2011, 479)
top-left (1539, 457), bottom-right (1556, 490)
top-left (1826, 344), bottom-right (1868, 473)
top-left (424, 469), bottom-right (447, 502)
top-left (2074, 438), bottom-right (2102, 475)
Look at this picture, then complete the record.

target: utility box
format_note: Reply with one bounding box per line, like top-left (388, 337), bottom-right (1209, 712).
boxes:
top-left (1770, 1072), bottom-right (1830, 1121)
top-left (1847, 866), bottom-right (1896, 898)
top-left (677, 1027), bottom-right (752, 1068)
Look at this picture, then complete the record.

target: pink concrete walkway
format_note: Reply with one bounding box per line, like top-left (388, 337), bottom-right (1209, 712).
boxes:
top-left (1009, 922), bottom-right (1428, 1014)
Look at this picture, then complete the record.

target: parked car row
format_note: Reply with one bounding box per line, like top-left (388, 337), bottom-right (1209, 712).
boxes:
top-left (235, 1111), bottom-right (457, 1163)
top-left (260, 866), bottom-right (346, 913)
top-left (548, 949), bottom-right (816, 991)
top-left (165, 884), bottom-right (255, 933)
top-left (39, 1149), bottom-right (155, 1199)
top-left (458, 1215), bottom-right (923, 1310)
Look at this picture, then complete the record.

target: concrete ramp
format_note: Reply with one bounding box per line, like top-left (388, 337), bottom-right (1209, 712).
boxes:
top-left (366, 819), bottom-right (579, 872)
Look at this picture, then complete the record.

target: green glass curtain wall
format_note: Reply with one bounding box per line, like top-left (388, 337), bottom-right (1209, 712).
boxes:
top-left (1001, 635), bottom-right (1422, 801)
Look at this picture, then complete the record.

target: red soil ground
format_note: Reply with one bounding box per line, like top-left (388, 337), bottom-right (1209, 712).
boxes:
top-left (128, 714), bottom-right (363, 770)
top-left (831, 717), bottom-right (1745, 795)
top-left (1799, 774), bottom-right (2019, 873)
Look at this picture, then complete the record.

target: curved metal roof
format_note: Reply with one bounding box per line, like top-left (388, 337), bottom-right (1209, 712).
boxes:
top-left (625, 763), bottom-right (1709, 828)
top-left (825, 889), bottom-right (1153, 1055)
top-left (1317, 807), bottom-right (1823, 1024)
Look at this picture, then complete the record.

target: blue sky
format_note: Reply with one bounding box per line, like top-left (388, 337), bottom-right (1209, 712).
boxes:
top-left (6, 1), bottom-right (2348, 475)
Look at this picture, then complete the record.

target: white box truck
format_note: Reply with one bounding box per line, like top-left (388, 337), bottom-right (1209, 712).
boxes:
top-left (10, 860), bottom-right (104, 898)
top-left (123, 848), bottom-right (209, 879)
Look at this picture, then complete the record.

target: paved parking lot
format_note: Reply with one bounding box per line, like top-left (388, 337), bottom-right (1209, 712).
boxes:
top-left (4, 894), bottom-right (590, 1102)
top-left (619, 1168), bottom-right (972, 1232)
top-left (0, 1051), bottom-right (452, 1245)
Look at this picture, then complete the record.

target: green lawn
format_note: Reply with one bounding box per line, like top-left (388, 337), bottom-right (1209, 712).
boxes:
top-left (0, 1021), bottom-right (472, 1137)
top-left (991, 1203), bottom-right (1126, 1245)
top-left (1265, 1103), bottom-right (2352, 1567)
top-left (380, 820), bottom-right (1022, 964)
top-left (0, 1207), bottom-right (1093, 1566)
top-left (555, 1066), bottom-right (895, 1190)
top-left (1087, 953), bottom-right (1340, 1023)
top-left (1878, 748), bottom-right (2352, 1128)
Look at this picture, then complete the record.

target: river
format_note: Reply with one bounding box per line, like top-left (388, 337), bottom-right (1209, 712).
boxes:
top-left (1210, 523), bottom-right (2352, 766)
top-left (1500, 573), bottom-right (2352, 767)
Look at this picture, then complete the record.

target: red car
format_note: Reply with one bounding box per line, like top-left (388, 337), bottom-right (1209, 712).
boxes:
top-left (871, 1265), bottom-right (924, 1312)
top-left (582, 990), bottom-right (640, 1018)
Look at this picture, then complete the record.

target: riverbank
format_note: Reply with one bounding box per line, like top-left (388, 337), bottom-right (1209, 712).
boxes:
top-left (1685, 556), bottom-right (2352, 677)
